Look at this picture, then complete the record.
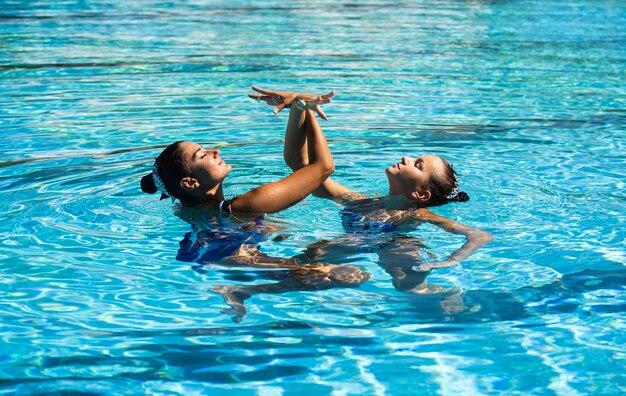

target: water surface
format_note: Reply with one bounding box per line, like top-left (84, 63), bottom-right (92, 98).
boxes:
top-left (1, 0), bottom-right (625, 394)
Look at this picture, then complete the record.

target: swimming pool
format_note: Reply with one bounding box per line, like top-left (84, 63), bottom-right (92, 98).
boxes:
top-left (1, 0), bottom-right (625, 394)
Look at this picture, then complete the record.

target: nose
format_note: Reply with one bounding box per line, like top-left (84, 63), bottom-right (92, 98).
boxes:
top-left (401, 156), bottom-right (411, 165)
top-left (209, 149), bottom-right (220, 157)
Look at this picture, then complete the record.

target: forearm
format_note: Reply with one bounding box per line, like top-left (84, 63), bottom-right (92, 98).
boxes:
top-left (413, 209), bottom-right (493, 267)
top-left (445, 230), bottom-right (492, 264)
top-left (414, 228), bottom-right (492, 272)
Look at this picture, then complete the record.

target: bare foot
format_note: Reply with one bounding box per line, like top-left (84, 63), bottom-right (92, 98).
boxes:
top-left (438, 289), bottom-right (466, 314)
top-left (212, 285), bottom-right (252, 323)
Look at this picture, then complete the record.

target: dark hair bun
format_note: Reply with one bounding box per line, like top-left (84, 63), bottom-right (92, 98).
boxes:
top-left (141, 173), bottom-right (158, 194)
top-left (456, 191), bottom-right (470, 202)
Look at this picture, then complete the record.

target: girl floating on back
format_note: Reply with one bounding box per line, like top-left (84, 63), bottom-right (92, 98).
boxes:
top-left (140, 88), bottom-right (369, 322)
top-left (251, 86), bottom-right (492, 295)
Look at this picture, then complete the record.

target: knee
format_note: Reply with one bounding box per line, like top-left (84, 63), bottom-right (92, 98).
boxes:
top-left (328, 265), bottom-right (370, 287)
top-left (285, 157), bottom-right (308, 171)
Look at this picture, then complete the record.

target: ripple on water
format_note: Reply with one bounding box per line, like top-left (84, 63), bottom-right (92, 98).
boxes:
top-left (1, 0), bottom-right (626, 393)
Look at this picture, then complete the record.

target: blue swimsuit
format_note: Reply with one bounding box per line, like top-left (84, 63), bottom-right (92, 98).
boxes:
top-left (176, 200), bottom-right (266, 263)
top-left (336, 208), bottom-right (402, 254)
top-left (341, 208), bottom-right (397, 234)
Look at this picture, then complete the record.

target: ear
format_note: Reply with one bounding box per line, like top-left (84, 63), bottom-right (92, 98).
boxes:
top-left (410, 189), bottom-right (431, 202)
top-left (180, 177), bottom-right (200, 190)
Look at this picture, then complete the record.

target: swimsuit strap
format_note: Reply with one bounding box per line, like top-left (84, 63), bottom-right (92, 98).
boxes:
top-left (218, 199), bottom-right (231, 215)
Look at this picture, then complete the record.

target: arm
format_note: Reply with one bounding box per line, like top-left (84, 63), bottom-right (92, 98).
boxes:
top-left (249, 86), bottom-right (359, 201)
top-left (410, 208), bottom-right (493, 271)
top-left (230, 109), bottom-right (335, 214)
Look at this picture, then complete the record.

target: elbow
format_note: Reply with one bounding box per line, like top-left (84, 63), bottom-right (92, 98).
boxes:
top-left (317, 161), bottom-right (334, 179)
top-left (308, 159), bottom-right (334, 180)
top-left (324, 162), bottom-right (335, 178)
top-left (474, 231), bottom-right (493, 245)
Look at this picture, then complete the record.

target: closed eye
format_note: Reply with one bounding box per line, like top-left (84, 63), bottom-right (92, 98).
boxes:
top-left (415, 159), bottom-right (423, 169)
top-left (197, 146), bottom-right (207, 159)
top-left (192, 147), bottom-right (204, 161)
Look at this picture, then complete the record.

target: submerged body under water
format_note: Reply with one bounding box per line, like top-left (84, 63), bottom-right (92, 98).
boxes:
top-left (1, 0), bottom-right (625, 394)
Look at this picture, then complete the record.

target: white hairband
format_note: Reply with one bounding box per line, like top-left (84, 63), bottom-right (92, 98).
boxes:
top-left (152, 162), bottom-right (173, 200)
top-left (446, 179), bottom-right (460, 200)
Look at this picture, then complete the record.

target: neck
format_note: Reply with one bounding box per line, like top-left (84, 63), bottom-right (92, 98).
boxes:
top-left (209, 183), bottom-right (225, 201)
top-left (382, 193), bottom-right (416, 210)
top-left (183, 183), bottom-right (226, 207)
top-left (202, 183), bottom-right (225, 202)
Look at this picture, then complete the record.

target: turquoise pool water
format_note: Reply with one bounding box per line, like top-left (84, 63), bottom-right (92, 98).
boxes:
top-left (1, 0), bottom-right (625, 394)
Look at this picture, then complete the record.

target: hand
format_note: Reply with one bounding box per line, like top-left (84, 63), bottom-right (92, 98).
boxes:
top-left (412, 263), bottom-right (433, 272)
top-left (248, 86), bottom-right (334, 121)
top-left (412, 259), bottom-right (459, 272)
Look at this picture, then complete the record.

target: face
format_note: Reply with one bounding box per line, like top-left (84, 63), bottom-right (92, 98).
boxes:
top-left (385, 155), bottom-right (446, 197)
top-left (179, 142), bottom-right (232, 187)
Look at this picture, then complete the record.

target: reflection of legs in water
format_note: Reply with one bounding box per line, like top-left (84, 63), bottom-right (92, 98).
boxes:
top-left (295, 237), bottom-right (370, 264)
top-left (211, 245), bottom-right (370, 323)
top-left (298, 234), bottom-right (450, 293)
top-left (379, 261), bottom-right (465, 314)
top-left (376, 235), bottom-right (439, 292)
top-left (298, 235), bottom-right (465, 313)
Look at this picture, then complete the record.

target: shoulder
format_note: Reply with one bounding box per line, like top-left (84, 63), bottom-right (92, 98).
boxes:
top-left (410, 207), bottom-right (432, 216)
top-left (389, 207), bottom-right (433, 225)
top-left (407, 207), bottom-right (436, 219)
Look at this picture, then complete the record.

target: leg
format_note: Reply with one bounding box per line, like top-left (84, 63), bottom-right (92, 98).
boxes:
top-left (295, 236), bottom-right (370, 264)
top-left (213, 263), bottom-right (370, 323)
top-left (283, 105), bottom-right (309, 171)
top-left (283, 104), bottom-right (354, 199)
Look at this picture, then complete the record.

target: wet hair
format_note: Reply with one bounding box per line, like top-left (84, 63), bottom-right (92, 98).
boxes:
top-left (140, 141), bottom-right (196, 203)
top-left (426, 158), bottom-right (470, 206)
